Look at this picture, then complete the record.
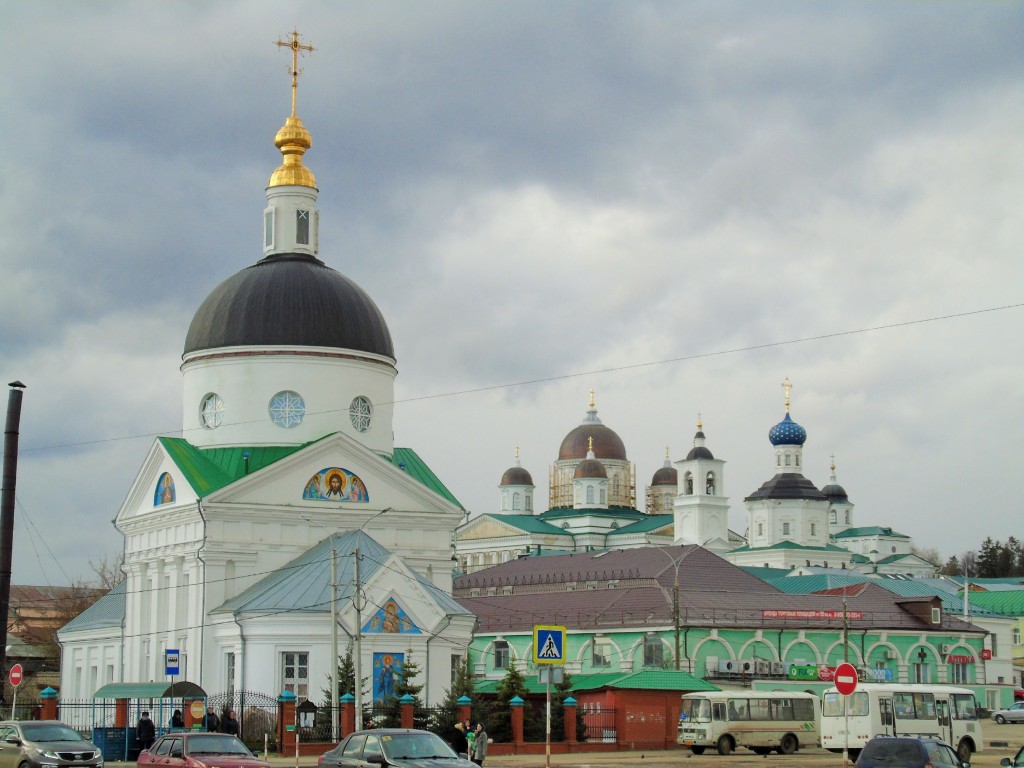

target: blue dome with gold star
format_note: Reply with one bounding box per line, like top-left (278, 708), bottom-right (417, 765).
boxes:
top-left (769, 412), bottom-right (807, 446)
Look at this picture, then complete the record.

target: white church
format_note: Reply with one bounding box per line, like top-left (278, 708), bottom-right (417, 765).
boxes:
top-left (58, 36), bottom-right (474, 707)
top-left (455, 383), bottom-right (937, 578)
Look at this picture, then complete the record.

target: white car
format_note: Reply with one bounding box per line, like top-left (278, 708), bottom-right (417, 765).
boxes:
top-left (991, 701), bottom-right (1024, 724)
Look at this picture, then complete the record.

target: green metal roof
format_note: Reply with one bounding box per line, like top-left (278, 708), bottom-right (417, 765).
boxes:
top-left (158, 438), bottom-right (461, 507)
top-left (482, 515), bottom-right (566, 535)
top-left (388, 447), bottom-right (463, 508)
top-left (833, 526), bottom-right (910, 539)
top-left (473, 670), bottom-right (717, 695)
top-left (59, 582), bottom-right (126, 633)
top-left (741, 566), bottom-right (793, 582)
top-left (612, 514), bottom-right (674, 534)
top-left (766, 574), bottom-right (867, 594)
top-left (540, 507), bottom-right (646, 521)
top-left (729, 541), bottom-right (852, 554)
top-left (93, 681), bottom-right (206, 699)
top-left (964, 590), bottom-right (1024, 616)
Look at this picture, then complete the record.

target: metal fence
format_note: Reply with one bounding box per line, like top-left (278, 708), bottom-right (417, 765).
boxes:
top-left (579, 707), bottom-right (617, 743)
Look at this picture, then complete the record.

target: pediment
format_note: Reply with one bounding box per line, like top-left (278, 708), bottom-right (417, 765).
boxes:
top-left (207, 432), bottom-right (461, 517)
top-left (459, 515), bottom-right (541, 540)
top-left (116, 439), bottom-right (200, 525)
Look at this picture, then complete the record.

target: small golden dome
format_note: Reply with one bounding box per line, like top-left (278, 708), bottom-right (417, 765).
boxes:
top-left (268, 115), bottom-right (316, 188)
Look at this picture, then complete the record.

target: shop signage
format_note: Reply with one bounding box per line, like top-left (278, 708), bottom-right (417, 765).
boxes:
top-left (763, 609), bottom-right (863, 620)
top-left (947, 655), bottom-right (974, 664)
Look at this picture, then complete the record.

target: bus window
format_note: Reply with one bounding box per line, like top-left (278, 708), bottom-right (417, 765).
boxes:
top-left (823, 691), bottom-right (867, 717)
top-left (895, 692), bottom-right (936, 719)
top-left (937, 699), bottom-right (950, 726)
top-left (880, 697), bottom-right (893, 726)
top-left (681, 697), bottom-right (711, 722)
top-left (951, 694), bottom-right (977, 720)
top-left (749, 699), bottom-right (771, 720)
top-left (712, 702), bottom-right (727, 721)
top-left (793, 697), bottom-right (818, 720)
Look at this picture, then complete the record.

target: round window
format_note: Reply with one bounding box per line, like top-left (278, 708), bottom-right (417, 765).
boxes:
top-left (269, 390), bottom-right (305, 428)
top-left (349, 396), bottom-right (373, 432)
top-left (200, 393), bottom-right (224, 429)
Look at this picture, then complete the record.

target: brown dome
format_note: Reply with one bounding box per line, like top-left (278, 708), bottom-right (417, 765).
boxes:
top-left (651, 465), bottom-right (677, 486)
top-left (500, 466), bottom-right (534, 486)
top-left (574, 458), bottom-right (607, 479)
top-left (558, 424), bottom-right (627, 461)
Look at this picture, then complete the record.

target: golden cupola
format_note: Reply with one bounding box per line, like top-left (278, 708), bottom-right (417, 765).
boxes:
top-left (268, 30), bottom-right (317, 189)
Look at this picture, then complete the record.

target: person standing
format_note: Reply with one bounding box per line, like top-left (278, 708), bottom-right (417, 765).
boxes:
top-left (170, 710), bottom-right (184, 729)
top-left (450, 722), bottom-right (468, 758)
top-left (203, 707), bottom-right (220, 732)
top-left (136, 711), bottom-right (156, 751)
top-left (471, 723), bottom-right (488, 766)
top-left (465, 720), bottom-right (475, 758)
top-left (222, 710), bottom-right (240, 736)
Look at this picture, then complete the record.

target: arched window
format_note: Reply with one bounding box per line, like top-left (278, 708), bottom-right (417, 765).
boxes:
top-left (785, 454), bottom-right (791, 466)
top-left (525, 493), bottom-right (532, 512)
top-left (512, 491), bottom-right (521, 511)
top-left (795, 455), bottom-right (800, 467)
top-left (685, 473), bottom-right (694, 494)
top-left (587, 486), bottom-right (595, 504)
top-left (600, 488), bottom-right (606, 504)
top-left (643, 636), bottom-right (664, 667)
top-left (705, 472), bottom-right (715, 495)
top-left (830, 510), bottom-right (837, 524)
top-left (845, 511), bottom-right (851, 524)
top-left (777, 454), bottom-right (782, 466)
top-left (783, 522), bottom-right (791, 536)
top-left (494, 641), bottom-right (509, 669)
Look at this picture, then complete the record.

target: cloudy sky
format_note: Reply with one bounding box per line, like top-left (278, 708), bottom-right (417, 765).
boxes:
top-left (2, 1), bottom-right (1021, 586)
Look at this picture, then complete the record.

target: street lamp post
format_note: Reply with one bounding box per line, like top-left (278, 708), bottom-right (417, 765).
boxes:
top-left (654, 547), bottom-right (686, 670)
top-left (353, 508), bottom-right (390, 727)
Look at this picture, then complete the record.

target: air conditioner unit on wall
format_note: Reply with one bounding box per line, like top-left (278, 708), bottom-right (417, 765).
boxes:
top-left (941, 644), bottom-right (951, 654)
top-left (705, 657), bottom-right (719, 676)
top-left (719, 660), bottom-right (736, 673)
top-left (755, 660), bottom-right (771, 675)
top-left (771, 662), bottom-right (786, 676)
top-left (741, 661), bottom-right (754, 673)
top-left (886, 650), bottom-right (897, 660)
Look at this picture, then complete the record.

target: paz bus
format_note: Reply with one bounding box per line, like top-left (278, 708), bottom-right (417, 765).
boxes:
top-left (820, 683), bottom-right (983, 762)
top-left (677, 690), bottom-right (818, 756)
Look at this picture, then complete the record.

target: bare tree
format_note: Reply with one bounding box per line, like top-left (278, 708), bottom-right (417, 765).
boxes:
top-left (89, 553), bottom-right (126, 589)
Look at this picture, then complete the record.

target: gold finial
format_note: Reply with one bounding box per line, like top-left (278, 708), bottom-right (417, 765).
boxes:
top-left (514, 445), bottom-right (520, 461)
top-left (269, 29), bottom-right (316, 188)
top-left (696, 412), bottom-right (703, 430)
top-left (782, 376), bottom-right (792, 413)
top-left (588, 388), bottom-right (596, 409)
top-left (588, 436), bottom-right (594, 452)
top-left (665, 446), bottom-right (670, 460)
top-left (830, 454), bottom-right (836, 473)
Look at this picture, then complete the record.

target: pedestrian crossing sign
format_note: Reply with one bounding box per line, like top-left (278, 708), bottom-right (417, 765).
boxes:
top-left (533, 625), bottom-right (566, 665)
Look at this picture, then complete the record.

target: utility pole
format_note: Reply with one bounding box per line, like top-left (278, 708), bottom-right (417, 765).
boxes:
top-left (353, 508), bottom-right (390, 728)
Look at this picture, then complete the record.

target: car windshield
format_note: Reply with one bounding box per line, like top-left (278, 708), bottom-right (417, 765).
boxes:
top-left (186, 735), bottom-right (252, 755)
top-left (380, 733), bottom-right (456, 760)
top-left (680, 698), bottom-right (711, 723)
top-left (21, 725), bottom-right (84, 742)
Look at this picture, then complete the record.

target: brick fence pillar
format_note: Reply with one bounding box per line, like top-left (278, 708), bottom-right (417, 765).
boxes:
top-left (400, 694), bottom-right (414, 729)
top-left (40, 687), bottom-right (58, 721)
top-left (340, 694), bottom-right (355, 737)
top-left (563, 697), bottom-right (577, 744)
top-left (277, 691), bottom-right (296, 753)
top-left (457, 696), bottom-right (472, 730)
top-left (510, 696), bottom-right (524, 748)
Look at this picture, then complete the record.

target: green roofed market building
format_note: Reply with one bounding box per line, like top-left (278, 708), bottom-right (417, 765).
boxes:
top-left (57, 55), bottom-right (474, 707)
top-left (454, 545), bottom-right (1017, 712)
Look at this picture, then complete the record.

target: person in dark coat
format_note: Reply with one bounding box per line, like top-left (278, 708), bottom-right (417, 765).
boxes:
top-left (450, 722), bottom-right (468, 758)
top-left (203, 707), bottom-right (220, 732)
top-left (136, 712), bottom-right (156, 751)
top-left (222, 710), bottom-right (240, 736)
top-left (170, 710), bottom-right (185, 729)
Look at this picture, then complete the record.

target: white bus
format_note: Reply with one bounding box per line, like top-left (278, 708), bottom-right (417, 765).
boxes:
top-left (677, 690), bottom-right (818, 756)
top-left (821, 684), bottom-right (983, 762)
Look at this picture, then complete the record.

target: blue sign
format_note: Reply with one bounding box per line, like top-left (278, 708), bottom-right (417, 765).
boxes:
top-left (533, 625), bottom-right (566, 665)
top-left (165, 649), bottom-right (180, 676)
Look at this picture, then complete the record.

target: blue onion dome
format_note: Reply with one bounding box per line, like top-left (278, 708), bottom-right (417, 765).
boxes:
top-left (769, 412), bottom-right (807, 446)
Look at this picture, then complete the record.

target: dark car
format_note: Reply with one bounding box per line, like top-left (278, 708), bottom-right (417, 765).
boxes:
top-left (0, 721), bottom-right (103, 768)
top-left (855, 736), bottom-right (968, 768)
top-left (1001, 745), bottom-right (1024, 767)
top-left (137, 733), bottom-right (270, 768)
top-left (317, 729), bottom-right (476, 768)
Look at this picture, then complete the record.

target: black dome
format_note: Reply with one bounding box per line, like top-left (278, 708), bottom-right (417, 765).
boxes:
top-left (184, 254), bottom-right (394, 358)
top-left (821, 483), bottom-right (849, 500)
top-left (686, 446), bottom-right (714, 460)
top-left (501, 466), bottom-right (534, 486)
top-left (574, 458), bottom-right (607, 479)
top-left (559, 425), bottom-right (627, 461)
top-left (651, 465), bottom-right (677, 486)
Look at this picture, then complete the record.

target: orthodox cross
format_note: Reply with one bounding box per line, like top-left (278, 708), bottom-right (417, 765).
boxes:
top-left (275, 29), bottom-right (315, 117)
top-left (782, 376), bottom-right (792, 412)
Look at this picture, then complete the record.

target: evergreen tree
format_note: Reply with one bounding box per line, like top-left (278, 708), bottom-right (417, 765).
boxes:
top-left (977, 537), bottom-right (999, 578)
top-left (550, 670), bottom-right (586, 742)
top-left (435, 657), bottom-right (479, 745)
top-left (940, 554), bottom-right (961, 576)
top-left (491, 665), bottom-right (543, 743)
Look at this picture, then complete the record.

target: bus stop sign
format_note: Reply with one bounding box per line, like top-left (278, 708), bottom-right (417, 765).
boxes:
top-left (835, 662), bottom-right (858, 695)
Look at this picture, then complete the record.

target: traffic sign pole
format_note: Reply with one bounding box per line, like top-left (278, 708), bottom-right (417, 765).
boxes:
top-left (8, 663), bottom-right (23, 719)
top-left (834, 662), bottom-right (859, 768)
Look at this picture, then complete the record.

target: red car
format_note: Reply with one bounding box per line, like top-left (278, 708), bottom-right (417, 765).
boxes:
top-left (137, 733), bottom-right (270, 768)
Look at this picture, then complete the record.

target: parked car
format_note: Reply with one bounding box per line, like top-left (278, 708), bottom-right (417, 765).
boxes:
top-left (317, 729), bottom-right (477, 768)
top-left (1001, 745), bottom-right (1024, 767)
top-left (0, 721), bottom-right (103, 768)
top-left (992, 702), bottom-right (1024, 724)
top-left (137, 733), bottom-right (269, 768)
top-left (855, 735), bottom-right (968, 768)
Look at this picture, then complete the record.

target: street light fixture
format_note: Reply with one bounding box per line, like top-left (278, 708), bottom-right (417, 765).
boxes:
top-left (653, 546), bottom-right (687, 670)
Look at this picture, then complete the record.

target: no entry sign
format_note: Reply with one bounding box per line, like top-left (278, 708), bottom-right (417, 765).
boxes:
top-left (8, 664), bottom-right (23, 687)
top-left (834, 662), bottom-right (858, 696)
